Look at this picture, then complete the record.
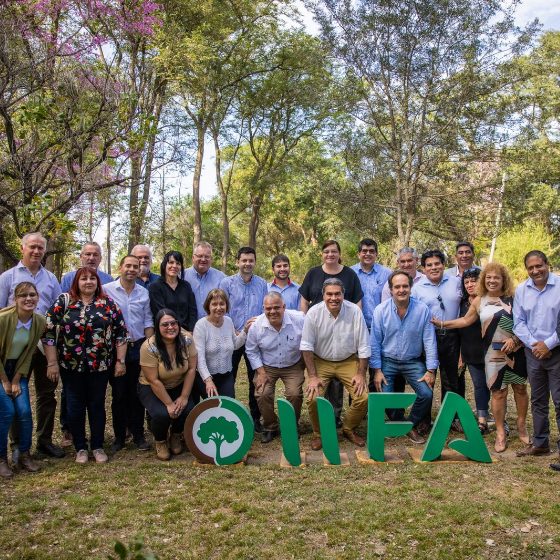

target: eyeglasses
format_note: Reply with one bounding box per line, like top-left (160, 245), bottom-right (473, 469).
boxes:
top-left (160, 320), bottom-right (178, 328)
top-left (436, 295), bottom-right (445, 311)
top-left (16, 293), bottom-right (38, 299)
top-left (360, 249), bottom-right (377, 254)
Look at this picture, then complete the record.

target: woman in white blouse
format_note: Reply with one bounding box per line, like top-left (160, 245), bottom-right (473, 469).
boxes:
top-left (193, 289), bottom-right (251, 398)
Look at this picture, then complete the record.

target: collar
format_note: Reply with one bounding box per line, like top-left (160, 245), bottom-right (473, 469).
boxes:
top-left (390, 297), bottom-right (412, 317)
top-left (117, 280), bottom-right (139, 293)
top-left (17, 261), bottom-right (43, 274)
top-left (263, 311), bottom-right (292, 331)
top-left (422, 275), bottom-right (448, 287)
top-left (527, 273), bottom-right (556, 290)
top-left (356, 262), bottom-right (379, 275)
top-left (16, 318), bottom-right (33, 330)
top-left (236, 272), bottom-right (254, 285)
top-left (271, 278), bottom-right (292, 287)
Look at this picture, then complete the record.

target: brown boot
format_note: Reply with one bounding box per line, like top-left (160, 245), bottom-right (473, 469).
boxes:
top-left (155, 440), bottom-right (170, 461)
top-left (0, 458), bottom-right (13, 478)
top-left (18, 451), bottom-right (41, 472)
top-left (169, 433), bottom-right (183, 455)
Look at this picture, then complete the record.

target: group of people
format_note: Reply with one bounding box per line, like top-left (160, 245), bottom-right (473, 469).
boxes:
top-left (1, 233), bottom-right (560, 477)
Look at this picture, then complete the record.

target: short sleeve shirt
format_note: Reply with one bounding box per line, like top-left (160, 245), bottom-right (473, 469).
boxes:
top-left (298, 266), bottom-right (363, 308)
top-left (139, 331), bottom-right (197, 389)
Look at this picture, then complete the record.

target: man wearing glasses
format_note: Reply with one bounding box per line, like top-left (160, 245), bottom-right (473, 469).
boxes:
top-left (412, 250), bottom-right (462, 432)
top-left (131, 245), bottom-right (160, 288)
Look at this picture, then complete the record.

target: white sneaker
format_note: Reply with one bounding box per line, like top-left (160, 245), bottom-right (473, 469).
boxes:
top-left (92, 448), bottom-right (108, 463)
top-left (75, 449), bottom-right (89, 464)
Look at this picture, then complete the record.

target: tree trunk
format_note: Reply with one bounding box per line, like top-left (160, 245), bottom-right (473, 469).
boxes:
top-left (212, 129), bottom-right (229, 271)
top-left (248, 196), bottom-right (262, 249)
top-left (192, 125), bottom-right (205, 244)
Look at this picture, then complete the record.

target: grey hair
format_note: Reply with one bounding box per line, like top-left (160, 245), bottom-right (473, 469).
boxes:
top-left (397, 247), bottom-right (418, 259)
top-left (22, 232), bottom-right (47, 247)
top-left (322, 278), bottom-right (345, 294)
top-left (264, 291), bottom-right (284, 303)
top-left (81, 241), bottom-right (103, 255)
top-left (193, 241), bottom-right (213, 252)
top-left (131, 244), bottom-right (153, 256)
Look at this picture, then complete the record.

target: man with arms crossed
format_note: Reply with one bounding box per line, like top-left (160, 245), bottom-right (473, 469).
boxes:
top-left (300, 278), bottom-right (370, 451)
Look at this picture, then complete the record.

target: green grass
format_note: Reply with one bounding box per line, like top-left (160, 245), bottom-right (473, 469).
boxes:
top-left (1, 375), bottom-right (559, 559)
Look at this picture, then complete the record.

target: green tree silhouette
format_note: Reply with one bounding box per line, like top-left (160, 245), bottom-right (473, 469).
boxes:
top-left (197, 416), bottom-right (239, 464)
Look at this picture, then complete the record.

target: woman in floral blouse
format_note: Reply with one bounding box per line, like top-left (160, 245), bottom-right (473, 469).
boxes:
top-left (43, 267), bottom-right (128, 464)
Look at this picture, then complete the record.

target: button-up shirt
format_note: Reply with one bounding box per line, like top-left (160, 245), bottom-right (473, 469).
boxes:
top-left (381, 270), bottom-right (425, 303)
top-left (351, 262), bottom-right (392, 330)
top-left (513, 273), bottom-right (560, 350)
top-left (444, 264), bottom-right (480, 278)
top-left (267, 279), bottom-right (301, 311)
top-left (103, 280), bottom-right (153, 342)
top-left (370, 296), bottom-right (438, 370)
top-left (136, 271), bottom-right (160, 288)
top-left (0, 262), bottom-right (61, 314)
top-left (219, 273), bottom-right (268, 331)
top-left (183, 266), bottom-right (226, 319)
top-left (411, 275), bottom-right (462, 323)
top-left (300, 300), bottom-right (370, 361)
top-left (60, 269), bottom-right (113, 292)
top-left (246, 310), bottom-right (305, 370)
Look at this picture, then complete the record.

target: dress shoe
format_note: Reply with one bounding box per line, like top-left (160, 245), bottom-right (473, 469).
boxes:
top-left (110, 440), bottom-right (125, 454)
top-left (93, 448), bottom-right (108, 463)
top-left (253, 419), bottom-right (263, 433)
top-left (18, 451), bottom-right (40, 472)
top-left (169, 433), bottom-right (183, 455)
top-left (261, 430), bottom-right (279, 444)
top-left (311, 436), bottom-right (322, 451)
top-left (155, 440), bottom-right (170, 461)
top-left (407, 428), bottom-right (426, 445)
top-left (0, 458), bottom-right (13, 478)
top-left (550, 463), bottom-right (560, 472)
top-left (134, 438), bottom-right (151, 452)
top-left (516, 445), bottom-right (550, 457)
top-left (342, 430), bottom-right (365, 447)
top-left (37, 442), bottom-right (65, 458)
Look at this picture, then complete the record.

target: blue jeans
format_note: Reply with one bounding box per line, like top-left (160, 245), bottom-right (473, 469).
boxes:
top-left (466, 363), bottom-right (490, 418)
top-left (0, 360), bottom-right (33, 458)
top-left (61, 369), bottom-right (109, 451)
top-left (381, 357), bottom-right (433, 427)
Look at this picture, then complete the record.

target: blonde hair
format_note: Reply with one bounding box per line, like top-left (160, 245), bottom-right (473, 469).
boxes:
top-left (478, 262), bottom-right (514, 297)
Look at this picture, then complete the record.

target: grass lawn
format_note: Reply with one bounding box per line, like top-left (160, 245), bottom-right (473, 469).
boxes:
top-left (1, 373), bottom-right (559, 560)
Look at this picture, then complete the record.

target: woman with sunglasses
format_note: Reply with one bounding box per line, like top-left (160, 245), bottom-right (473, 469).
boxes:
top-left (138, 309), bottom-right (197, 461)
top-left (438, 263), bottom-right (529, 452)
top-left (0, 282), bottom-right (44, 477)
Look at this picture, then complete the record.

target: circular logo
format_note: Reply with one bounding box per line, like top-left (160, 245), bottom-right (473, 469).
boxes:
top-left (184, 397), bottom-right (254, 465)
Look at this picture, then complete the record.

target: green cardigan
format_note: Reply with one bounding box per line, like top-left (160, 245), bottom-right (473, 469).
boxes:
top-left (0, 306), bottom-right (46, 378)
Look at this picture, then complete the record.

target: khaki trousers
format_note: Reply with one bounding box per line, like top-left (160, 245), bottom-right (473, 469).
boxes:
top-left (255, 360), bottom-right (305, 431)
top-left (307, 355), bottom-right (367, 435)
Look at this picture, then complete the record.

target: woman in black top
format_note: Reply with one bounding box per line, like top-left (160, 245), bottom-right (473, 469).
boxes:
top-left (149, 251), bottom-right (197, 333)
top-left (458, 267), bottom-right (490, 433)
top-left (299, 240), bottom-right (363, 311)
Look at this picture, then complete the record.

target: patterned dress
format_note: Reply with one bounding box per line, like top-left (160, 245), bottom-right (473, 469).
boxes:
top-left (479, 295), bottom-right (527, 391)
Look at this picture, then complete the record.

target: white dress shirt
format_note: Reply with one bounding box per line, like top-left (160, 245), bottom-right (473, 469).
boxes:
top-left (300, 300), bottom-right (371, 360)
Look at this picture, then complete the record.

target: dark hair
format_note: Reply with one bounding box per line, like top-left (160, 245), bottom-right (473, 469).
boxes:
top-left (456, 241), bottom-right (474, 253)
top-left (388, 270), bottom-right (413, 289)
top-left (461, 267), bottom-right (481, 301)
top-left (160, 251), bottom-right (184, 278)
top-left (421, 249), bottom-right (446, 267)
top-left (203, 288), bottom-right (230, 314)
top-left (358, 238), bottom-right (378, 252)
top-left (236, 246), bottom-right (256, 260)
top-left (154, 308), bottom-right (187, 370)
top-left (119, 254), bottom-right (139, 267)
top-left (271, 254), bottom-right (290, 267)
top-left (321, 240), bottom-right (342, 264)
top-left (69, 267), bottom-right (105, 301)
top-left (524, 250), bottom-right (548, 267)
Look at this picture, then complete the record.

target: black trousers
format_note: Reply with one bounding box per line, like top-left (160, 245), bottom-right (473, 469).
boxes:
top-left (436, 329), bottom-right (461, 401)
top-left (231, 346), bottom-right (260, 422)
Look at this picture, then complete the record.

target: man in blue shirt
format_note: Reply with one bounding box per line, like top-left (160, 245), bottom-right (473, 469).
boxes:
top-left (131, 244), bottom-right (160, 288)
top-left (267, 254), bottom-right (301, 311)
top-left (371, 270), bottom-right (438, 444)
top-left (60, 241), bottom-right (113, 291)
top-left (514, 250), bottom-right (560, 458)
top-left (219, 247), bottom-right (268, 431)
top-left (412, 249), bottom-right (462, 433)
top-left (183, 241), bottom-right (225, 320)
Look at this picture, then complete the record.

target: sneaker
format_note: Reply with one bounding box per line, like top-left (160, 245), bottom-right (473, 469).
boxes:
top-left (18, 451), bottom-right (41, 472)
top-left (92, 448), bottom-right (108, 463)
top-left (169, 433), bottom-right (183, 455)
top-left (61, 430), bottom-right (73, 448)
top-left (75, 449), bottom-right (89, 464)
top-left (155, 440), bottom-right (170, 461)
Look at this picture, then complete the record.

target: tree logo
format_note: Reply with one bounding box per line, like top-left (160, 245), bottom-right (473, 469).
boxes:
top-left (184, 397), bottom-right (254, 465)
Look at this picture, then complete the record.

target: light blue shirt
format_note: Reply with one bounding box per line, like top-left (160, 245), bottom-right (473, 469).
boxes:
top-left (246, 310), bottom-right (305, 370)
top-left (267, 280), bottom-right (301, 311)
top-left (370, 297), bottom-right (439, 370)
top-left (219, 273), bottom-right (268, 331)
top-left (60, 269), bottom-right (113, 292)
top-left (0, 262), bottom-right (61, 314)
top-left (411, 275), bottom-right (462, 322)
top-left (184, 266), bottom-right (226, 319)
top-left (351, 262), bottom-right (392, 329)
top-left (513, 273), bottom-right (560, 351)
top-left (103, 280), bottom-right (153, 342)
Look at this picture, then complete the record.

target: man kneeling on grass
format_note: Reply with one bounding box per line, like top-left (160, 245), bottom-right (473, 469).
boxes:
top-left (371, 270), bottom-right (438, 444)
top-left (300, 278), bottom-right (370, 451)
